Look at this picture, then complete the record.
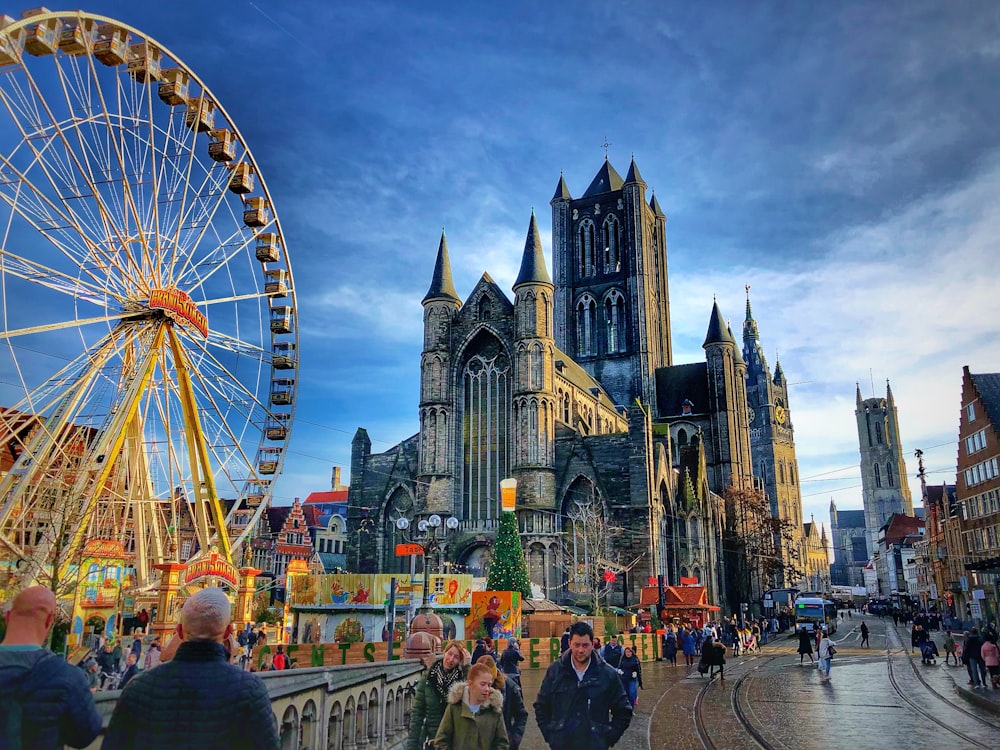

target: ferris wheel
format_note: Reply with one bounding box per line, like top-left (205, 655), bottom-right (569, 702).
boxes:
top-left (0, 8), bottom-right (297, 590)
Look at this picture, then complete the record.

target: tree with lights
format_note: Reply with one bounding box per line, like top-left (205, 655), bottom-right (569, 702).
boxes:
top-left (487, 511), bottom-right (532, 599)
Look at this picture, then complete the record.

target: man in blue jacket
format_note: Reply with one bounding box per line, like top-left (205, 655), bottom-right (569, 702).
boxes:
top-left (0, 586), bottom-right (103, 750)
top-left (534, 621), bottom-right (633, 750)
top-left (102, 586), bottom-right (278, 750)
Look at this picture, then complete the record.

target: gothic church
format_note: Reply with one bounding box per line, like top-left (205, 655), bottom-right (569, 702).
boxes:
top-left (347, 157), bottom-right (801, 609)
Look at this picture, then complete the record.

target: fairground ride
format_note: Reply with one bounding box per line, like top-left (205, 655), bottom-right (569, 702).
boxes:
top-left (0, 8), bottom-right (297, 598)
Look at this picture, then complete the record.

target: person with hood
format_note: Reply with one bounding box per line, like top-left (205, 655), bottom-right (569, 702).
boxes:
top-left (498, 638), bottom-right (524, 685)
top-left (663, 628), bottom-right (678, 666)
top-left (144, 637), bottom-right (162, 670)
top-left (618, 646), bottom-right (643, 706)
top-left (408, 640), bottom-right (470, 750)
top-left (476, 656), bottom-right (527, 750)
top-left (534, 621), bottom-right (632, 750)
top-left (0, 586), bottom-right (103, 750)
top-left (471, 637), bottom-right (496, 664)
top-left (432, 662), bottom-right (508, 750)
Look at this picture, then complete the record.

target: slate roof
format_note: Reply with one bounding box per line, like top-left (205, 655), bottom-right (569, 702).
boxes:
top-left (971, 372), bottom-right (1000, 429)
top-left (649, 193), bottom-right (665, 217)
top-left (834, 509), bottom-right (866, 528)
top-left (655, 362), bottom-right (709, 417)
top-left (554, 347), bottom-right (618, 409)
top-left (703, 300), bottom-right (735, 347)
top-left (422, 232), bottom-right (460, 304)
top-left (582, 158), bottom-right (624, 197)
top-left (624, 157), bottom-right (645, 185)
top-left (552, 174), bottom-right (572, 202)
top-left (513, 212), bottom-right (552, 288)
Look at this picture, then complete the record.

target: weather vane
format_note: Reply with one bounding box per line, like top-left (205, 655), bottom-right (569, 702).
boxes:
top-left (602, 136), bottom-right (612, 158)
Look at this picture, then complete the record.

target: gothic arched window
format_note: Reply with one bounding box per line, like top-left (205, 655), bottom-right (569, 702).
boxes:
top-left (886, 462), bottom-right (894, 487)
top-left (604, 291), bottom-right (625, 354)
top-left (874, 463), bottom-right (882, 488)
top-left (602, 215), bottom-right (621, 271)
top-left (576, 295), bottom-right (596, 356)
top-left (577, 220), bottom-right (595, 277)
top-left (461, 336), bottom-right (511, 520)
top-left (875, 421), bottom-right (883, 444)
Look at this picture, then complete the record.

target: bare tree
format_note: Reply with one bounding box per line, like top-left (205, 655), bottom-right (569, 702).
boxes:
top-left (561, 498), bottom-right (624, 614)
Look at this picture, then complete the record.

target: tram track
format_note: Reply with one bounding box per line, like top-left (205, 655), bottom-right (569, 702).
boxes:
top-left (694, 655), bottom-right (780, 750)
top-left (885, 654), bottom-right (994, 749)
top-left (900, 651), bottom-right (1000, 731)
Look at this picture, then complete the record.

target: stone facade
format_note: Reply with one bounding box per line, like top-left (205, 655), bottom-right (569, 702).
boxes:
top-left (856, 382), bottom-right (914, 558)
top-left (348, 158), bottom-right (774, 612)
top-left (829, 500), bottom-right (869, 587)
top-left (742, 291), bottom-right (806, 587)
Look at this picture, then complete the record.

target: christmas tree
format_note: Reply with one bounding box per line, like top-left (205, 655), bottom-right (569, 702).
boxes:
top-left (487, 511), bottom-right (532, 599)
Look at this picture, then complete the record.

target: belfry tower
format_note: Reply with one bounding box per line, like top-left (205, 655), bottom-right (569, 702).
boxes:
top-left (856, 381), bottom-right (914, 556)
top-left (742, 287), bottom-right (806, 587)
top-left (549, 157), bottom-right (671, 410)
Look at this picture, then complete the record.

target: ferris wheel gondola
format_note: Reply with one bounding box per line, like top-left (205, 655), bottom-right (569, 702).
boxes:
top-left (0, 8), bottom-right (297, 591)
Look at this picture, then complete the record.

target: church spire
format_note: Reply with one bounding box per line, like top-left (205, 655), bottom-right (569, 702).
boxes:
top-left (703, 299), bottom-right (735, 347)
top-left (514, 211), bottom-right (552, 288)
top-left (422, 231), bottom-right (460, 305)
top-left (552, 172), bottom-right (572, 202)
top-left (742, 283), bottom-right (759, 342)
top-left (624, 155), bottom-right (646, 187)
top-left (649, 192), bottom-right (665, 217)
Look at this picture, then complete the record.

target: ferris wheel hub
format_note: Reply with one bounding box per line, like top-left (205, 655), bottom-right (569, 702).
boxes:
top-left (147, 288), bottom-right (208, 338)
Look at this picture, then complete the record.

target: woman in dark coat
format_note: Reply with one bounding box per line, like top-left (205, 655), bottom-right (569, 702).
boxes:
top-left (663, 629), bottom-right (678, 666)
top-left (797, 626), bottom-right (814, 665)
top-left (407, 641), bottom-right (469, 750)
top-left (618, 647), bottom-right (643, 706)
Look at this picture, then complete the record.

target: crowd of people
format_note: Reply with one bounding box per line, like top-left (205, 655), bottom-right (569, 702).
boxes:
top-left (7, 586), bottom-right (998, 750)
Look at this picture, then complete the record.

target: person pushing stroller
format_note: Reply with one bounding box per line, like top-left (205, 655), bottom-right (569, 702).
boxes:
top-left (920, 638), bottom-right (940, 665)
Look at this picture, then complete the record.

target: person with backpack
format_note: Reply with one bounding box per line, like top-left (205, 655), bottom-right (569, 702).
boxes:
top-left (0, 586), bottom-right (103, 750)
top-left (272, 644), bottom-right (287, 670)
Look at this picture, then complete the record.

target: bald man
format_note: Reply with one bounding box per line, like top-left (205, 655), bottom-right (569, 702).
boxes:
top-left (0, 586), bottom-right (103, 749)
top-left (103, 587), bottom-right (278, 750)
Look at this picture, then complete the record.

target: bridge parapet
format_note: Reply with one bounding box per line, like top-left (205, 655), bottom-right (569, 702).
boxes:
top-left (86, 659), bottom-right (425, 750)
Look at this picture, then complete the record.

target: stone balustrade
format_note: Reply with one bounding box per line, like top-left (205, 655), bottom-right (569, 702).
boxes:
top-left (84, 659), bottom-right (425, 750)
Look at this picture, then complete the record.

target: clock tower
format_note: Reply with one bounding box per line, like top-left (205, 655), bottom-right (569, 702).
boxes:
top-left (742, 287), bottom-right (806, 588)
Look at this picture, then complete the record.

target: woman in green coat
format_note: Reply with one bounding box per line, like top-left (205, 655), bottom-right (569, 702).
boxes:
top-left (407, 641), bottom-right (469, 750)
top-left (433, 662), bottom-right (509, 750)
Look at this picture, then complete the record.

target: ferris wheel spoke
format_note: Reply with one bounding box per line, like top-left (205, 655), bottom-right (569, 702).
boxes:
top-left (0, 246), bottom-right (115, 307)
top-left (0, 310), bottom-right (145, 341)
top-left (0, 64), bottom-right (142, 285)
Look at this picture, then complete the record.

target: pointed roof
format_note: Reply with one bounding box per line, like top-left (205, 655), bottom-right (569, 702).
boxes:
top-left (970, 371), bottom-right (1000, 429)
top-left (514, 211), bottom-right (552, 288)
top-left (773, 358), bottom-right (785, 385)
top-left (552, 173), bottom-right (572, 202)
top-left (703, 300), bottom-right (735, 348)
top-left (423, 232), bottom-right (460, 305)
top-left (624, 156), bottom-right (646, 186)
top-left (649, 193), bottom-right (665, 217)
top-left (582, 158), bottom-right (624, 197)
top-left (728, 324), bottom-right (746, 366)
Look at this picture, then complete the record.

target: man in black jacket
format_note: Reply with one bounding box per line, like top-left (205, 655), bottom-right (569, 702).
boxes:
top-left (534, 621), bottom-right (633, 750)
top-left (102, 587), bottom-right (279, 750)
top-left (0, 586), bottom-right (103, 750)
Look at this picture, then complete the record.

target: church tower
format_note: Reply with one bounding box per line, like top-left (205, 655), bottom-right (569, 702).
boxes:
top-left (856, 381), bottom-right (914, 556)
top-left (418, 232), bottom-right (462, 513)
top-left (702, 301), bottom-right (753, 491)
top-left (742, 289), bottom-right (806, 587)
top-left (511, 213), bottom-right (557, 506)
top-left (550, 157), bottom-right (671, 410)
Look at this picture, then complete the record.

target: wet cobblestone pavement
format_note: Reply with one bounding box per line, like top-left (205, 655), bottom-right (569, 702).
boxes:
top-left (512, 616), bottom-right (1000, 749)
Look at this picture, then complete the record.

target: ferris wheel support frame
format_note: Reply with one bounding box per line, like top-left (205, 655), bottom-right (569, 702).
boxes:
top-left (166, 324), bottom-right (232, 563)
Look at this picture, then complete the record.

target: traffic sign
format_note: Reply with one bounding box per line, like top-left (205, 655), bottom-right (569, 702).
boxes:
top-left (395, 543), bottom-right (423, 557)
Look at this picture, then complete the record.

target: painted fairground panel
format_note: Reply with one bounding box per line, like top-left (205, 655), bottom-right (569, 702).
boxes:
top-left (467, 590), bottom-right (522, 640)
top-left (69, 540), bottom-right (135, 648)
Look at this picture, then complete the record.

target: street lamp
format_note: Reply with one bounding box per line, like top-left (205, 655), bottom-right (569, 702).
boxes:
top-left (395, 514), bottom-right (459, 613)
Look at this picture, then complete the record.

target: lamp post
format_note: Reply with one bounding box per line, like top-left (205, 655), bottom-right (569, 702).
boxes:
top-left (394, 514), bottom-right (459, 614)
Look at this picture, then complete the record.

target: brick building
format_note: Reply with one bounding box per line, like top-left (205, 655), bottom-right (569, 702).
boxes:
top-left (955, 366), bottom-right (1000, 623)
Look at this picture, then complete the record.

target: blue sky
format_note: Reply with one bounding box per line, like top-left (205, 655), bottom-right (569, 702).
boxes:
top-left (59, 1), bottom-right (1000, 529)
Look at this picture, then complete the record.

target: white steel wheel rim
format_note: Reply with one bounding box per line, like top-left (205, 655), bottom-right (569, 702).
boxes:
top-left (0, 10), bottom-right (297, 588)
